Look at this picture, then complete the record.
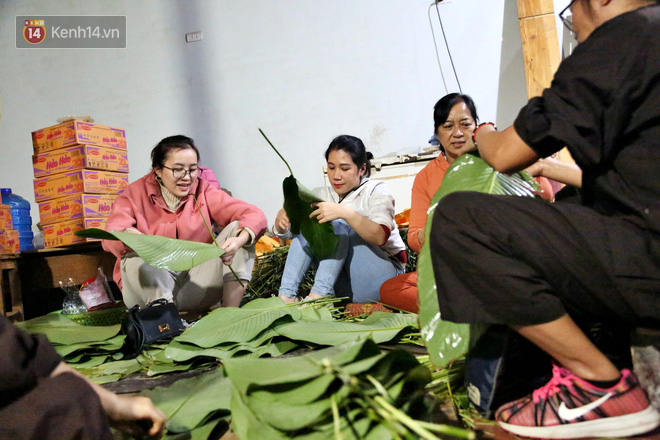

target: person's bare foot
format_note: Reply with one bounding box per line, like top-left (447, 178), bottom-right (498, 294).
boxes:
top-left (279, 295), bottom-right (300, 304)
top-left (306, 292), bottom-right (325, 301)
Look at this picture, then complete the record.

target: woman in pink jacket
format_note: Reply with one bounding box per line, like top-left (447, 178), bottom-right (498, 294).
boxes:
top-left (103, 135), bottom-right (267, 313)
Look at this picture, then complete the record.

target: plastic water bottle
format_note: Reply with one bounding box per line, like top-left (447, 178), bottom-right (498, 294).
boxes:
top-left (1, 188), bottom-right (35, 251)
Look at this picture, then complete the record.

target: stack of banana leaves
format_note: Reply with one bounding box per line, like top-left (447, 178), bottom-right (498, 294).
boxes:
top-left (15, 313), bottom-right (139, 382)
top-left (141, 339), bottom-right (475, 440)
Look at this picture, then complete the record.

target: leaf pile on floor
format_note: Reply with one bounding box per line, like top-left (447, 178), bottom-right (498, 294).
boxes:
top-left (18, 297), bottom-right (419, 384)
top-left (163, 297), bottom-right (418, 367)
top-left (140, 339), bottom-right (474, 440)
top-left (141, 368), bottom-right (232, 439)
top-left (16, 313), bottom-right (131, 382)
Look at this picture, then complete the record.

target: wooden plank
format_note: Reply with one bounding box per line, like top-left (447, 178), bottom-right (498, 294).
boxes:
top-left (518, 14), bottom-right (561, 99)
top-left (0, 258), bottom-right (22, 319)
top-left (517, 0), bottom-right (555, 18)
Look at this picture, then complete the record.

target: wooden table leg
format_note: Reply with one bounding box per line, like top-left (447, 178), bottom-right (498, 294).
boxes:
top-left (0, 258), bottom-right (23, 321)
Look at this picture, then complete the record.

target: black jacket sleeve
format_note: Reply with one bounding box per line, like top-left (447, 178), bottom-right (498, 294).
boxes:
top-left (0, 316), bottom-right (62, 409)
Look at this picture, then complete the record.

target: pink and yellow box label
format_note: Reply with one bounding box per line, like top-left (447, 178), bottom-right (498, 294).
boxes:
top-left (38, 194), bottom-right (118, 226)
top-left (0, 204), bottom-right (12, 229)
top-left (43, 217), bottom-right (108, 248)
top-left (32, 120), bottom-right (127, 154)
top-left (84, 217), bottom-right (107, 231)
top-left (34, 170), bottom-right (128, 202)
top-left (33, 145), bottom-right (129, 177)
top-left (0, 229), bottom-right (20, 254)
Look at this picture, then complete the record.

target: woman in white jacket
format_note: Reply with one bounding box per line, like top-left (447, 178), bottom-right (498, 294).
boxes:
top-left (273, 135), bottom-right (406, 304)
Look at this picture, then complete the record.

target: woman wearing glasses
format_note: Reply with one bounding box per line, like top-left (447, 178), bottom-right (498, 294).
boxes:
top-left (428, 0), bottom-right (660, 438)
top-left (103, 135), bottom-right (267, 313)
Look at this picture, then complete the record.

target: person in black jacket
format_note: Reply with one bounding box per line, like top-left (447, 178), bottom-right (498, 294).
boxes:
top-left (428, 0), bottom-right (660, 438)
top-left (0, 316), bottom-right (166, 439)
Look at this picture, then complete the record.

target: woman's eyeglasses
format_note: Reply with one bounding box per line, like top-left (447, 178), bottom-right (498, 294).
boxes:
top-left (162, 166), bottom-right (199, 179)
top-left (559, 0), bottom-right (577, 33)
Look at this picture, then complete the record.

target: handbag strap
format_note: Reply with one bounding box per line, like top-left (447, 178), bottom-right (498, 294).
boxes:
top-left (145, 298), bottom-right (170, 308)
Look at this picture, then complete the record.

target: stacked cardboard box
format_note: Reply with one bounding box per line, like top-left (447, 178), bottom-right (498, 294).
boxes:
top-left (0, 203), bottom-right (20, 254)
top-left (31, 120), bottom-right (129, 248)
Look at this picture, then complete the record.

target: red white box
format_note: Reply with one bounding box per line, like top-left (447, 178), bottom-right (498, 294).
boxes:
top-left (33, 170), bottom-right (128, 202)
top-left (0, 229), bottom-right (20, 254)
top-left (42, 218), bottom-right (109, 248)
top-left (33, 145), bottom-right (129, 177)
top-left (0, 204), bottom-right (12, 229)
top-left (31, 120), bottom-right (127, 153)
top-left (38, 194), bottom-right (118, 226)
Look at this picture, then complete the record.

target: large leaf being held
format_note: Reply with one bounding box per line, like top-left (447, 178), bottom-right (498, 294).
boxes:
top-left (418, 153), bottom-right (538, 367)
top-left (283, 176), bottom-right (338, 259)
top-left (259, 128), bottom-right (338, 259)
top-left (75, 228), bottom-right (225, 271)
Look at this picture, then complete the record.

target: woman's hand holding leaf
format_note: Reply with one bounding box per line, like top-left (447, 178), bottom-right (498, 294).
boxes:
top-left (310, 202), bottom-right (351, 224)
top-left (274, 208), bottom-right (290, 234)
top-left (417, 226), bottom-right (426, 247)
top-left (220, 231), bottom-right (250, 265)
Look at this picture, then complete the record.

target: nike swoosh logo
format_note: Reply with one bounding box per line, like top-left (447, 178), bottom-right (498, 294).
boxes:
top-left (557, 392), bottom-right (613, 421)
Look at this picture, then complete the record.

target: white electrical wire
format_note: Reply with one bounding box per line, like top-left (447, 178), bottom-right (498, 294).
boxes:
top-left (428, 0), bottom-right (463, 94)
top-left (428, 2), bottom-right (450, 94)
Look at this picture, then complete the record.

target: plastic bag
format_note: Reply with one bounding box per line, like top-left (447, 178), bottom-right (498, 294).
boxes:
top-left (60, 278), bottom-right (87, 315)
top-left (78, 267), bottom-right (116, 311)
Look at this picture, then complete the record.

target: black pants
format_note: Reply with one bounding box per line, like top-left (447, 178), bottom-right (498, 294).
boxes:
top-left (429, 192), bottom-right (660, 329)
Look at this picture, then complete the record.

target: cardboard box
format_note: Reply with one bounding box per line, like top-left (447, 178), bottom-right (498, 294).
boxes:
top-left (38, 194), bottom-right (118, 226)
top-left (0, 204), bottom-right (12, 229)
top-left (33, 145), bottom-right (129, 177)
top-left (0, 229), bottom-right (20, 254)
top-left (34, 169), bottom-right (128, 202)
top-left (42, 217), bottom-right (109, 248)
top-left (32, 120), bottom-right (127, 153)
top-left (42, 219), bottom-right (87, 248)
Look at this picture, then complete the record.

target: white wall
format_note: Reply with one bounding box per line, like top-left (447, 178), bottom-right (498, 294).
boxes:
top-left (0, 0), bottom-right (566, 225)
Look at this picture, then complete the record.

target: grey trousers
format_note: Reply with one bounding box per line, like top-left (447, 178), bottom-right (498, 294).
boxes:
top-left (120, 221), bottom-right (255, 312)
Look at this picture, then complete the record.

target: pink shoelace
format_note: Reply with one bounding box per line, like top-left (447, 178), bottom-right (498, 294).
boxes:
top-left (532, 365), bottom-right (576, 403)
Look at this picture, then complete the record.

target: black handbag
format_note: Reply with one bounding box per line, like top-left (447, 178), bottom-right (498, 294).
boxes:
top-left (121, 298), bottom-right (185, 357)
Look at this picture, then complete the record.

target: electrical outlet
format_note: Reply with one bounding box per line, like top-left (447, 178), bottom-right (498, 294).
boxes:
top-left (185, 31), bottom-right (203, 43)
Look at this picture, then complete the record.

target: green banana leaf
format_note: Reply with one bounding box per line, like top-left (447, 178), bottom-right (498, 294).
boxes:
top-left (54, 335), bottom-right (126, 357)
top-left (175, 297), bottom-right (302, 348)
top-left (225, 340), bottom-right (381, 393)
top-left (273, 311), bottom-right (418, 346)
top-left (164, 339), bottom-right (298, 363)
top-left (225, 339), bottom-right (441, 440)
top-left (16, 313), bottom-right (121, 345)
top-left (141, 368), bottom-right (231, 433)
top-left (74, 228), bottom-right (225, 271)
top-left (259, 128), bottom-right (338, 259)
top-left (418, 153), bottom-right (539, 367)
top-left (68, 355), bottom-right (109, 369)
top-left (164, 420), bottom-right (227, 440)
top-left (283, 175), bottom-right (339, 259)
